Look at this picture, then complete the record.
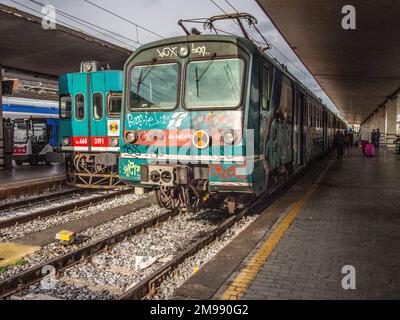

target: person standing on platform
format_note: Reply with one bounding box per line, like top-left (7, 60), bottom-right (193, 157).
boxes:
top-left (358, 125), bottom-right (371, 155)
top-left (375, 129), bottom-right (381, 148)
top-left (371, 129), bottom-right (376, 148)
top-left (333, 130), bottom-right (346, 159)
top-left (344, 130), bottom-right (350, 148)
top-left (349, 130), bottom-right (354, 147)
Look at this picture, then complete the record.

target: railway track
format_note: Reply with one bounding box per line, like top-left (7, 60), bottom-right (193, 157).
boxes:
top-left (0, 188), bottom-right (132, 229)
top-left (120, 196), bottom-right (267, 300)
top-left (0, 208), bottom-right (179, 298)
top-left (0, 193), bottom-right (268, 300)
top-left (0, 188), bottom-right (83, 212)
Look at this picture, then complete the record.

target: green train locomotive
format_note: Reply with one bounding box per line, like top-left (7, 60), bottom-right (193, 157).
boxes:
top-left (119, 18), bottom-right (344, 212)
top-left (58, 62), bottom-right (125, 188)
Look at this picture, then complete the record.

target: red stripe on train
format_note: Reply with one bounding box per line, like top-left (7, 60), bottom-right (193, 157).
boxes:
top-left (70, 136), bottom-right (110, 147)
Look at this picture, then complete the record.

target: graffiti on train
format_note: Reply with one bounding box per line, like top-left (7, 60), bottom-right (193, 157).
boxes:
top-left (265, 118), bottom-right (293, 170)
top-left (123, 160), bottom-right (141, 178)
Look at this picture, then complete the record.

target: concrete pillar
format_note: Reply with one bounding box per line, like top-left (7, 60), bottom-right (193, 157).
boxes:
top-left (0, 67), bottom-right (4, 170)
top-left (385, 96), bottom-right (398, 150)
top-left (397, 95), bottom-right (400, 136)
top-left (371, 111), bottom-right (377, 130)
top-left (377, 106), bottom-right (386, 146)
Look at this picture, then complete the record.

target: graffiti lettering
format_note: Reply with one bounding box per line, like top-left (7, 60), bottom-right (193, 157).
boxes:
top-left (157, 46), bottom-right (178, 58)
top-left (265, 118), bottom-right (293, 170)
top-left (123, 160), bottom-right (141, 178)
top-left (127, 112), bottom-right (166, 128)
top-left (191, 44), bottom-right (210, 57)
top-left (210, 163), bottom-right (248, 181)
top-left (122, 145), bottom-right (141, 156)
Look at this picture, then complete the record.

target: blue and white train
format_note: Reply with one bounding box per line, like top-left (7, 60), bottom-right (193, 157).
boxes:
top-left (2, 96), bottom-right (59, 147)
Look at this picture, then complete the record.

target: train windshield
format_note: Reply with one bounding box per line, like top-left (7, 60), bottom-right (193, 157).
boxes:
top-left (13, 121), bottom-right (28, 143)
top-left (129, 63), bottom-right (179, 109)
top-left (185, 58), bottom-right (243, 109)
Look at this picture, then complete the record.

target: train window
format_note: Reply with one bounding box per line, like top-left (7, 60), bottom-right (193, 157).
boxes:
top-left (279, 76), bottom-right (293, 119)
top-left (185, 58), bottom-right (244, 109)
top-left (129, 63), bottom-right (179, 109)
top-left (108, 93), bottom-right (122, 117)
top-left (261, 65), bottom-right (270, 110)
top-left (75, 94), bottom-right (85, 120)
top-left (93, 93), bottom-right (103, 120)
top-left (60, 95), bottom-right (72, 119)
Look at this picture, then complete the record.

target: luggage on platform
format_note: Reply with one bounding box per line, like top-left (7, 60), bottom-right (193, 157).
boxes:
top-left (365, 143), bottom-right (375, 156)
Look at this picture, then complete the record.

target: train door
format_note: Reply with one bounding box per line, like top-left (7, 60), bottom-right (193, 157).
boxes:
top-left (260, 63), bottom-right (272, 190)
top-left (323, 109), bottom-right (328, 152)
top-left (295, 92), bottom-right (305, 166)
top-left (71, 73), bottom-right (89, 150)
top-left (90, 72), bottom-right (107, 151)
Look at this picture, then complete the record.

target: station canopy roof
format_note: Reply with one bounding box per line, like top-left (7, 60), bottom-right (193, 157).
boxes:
top-left (0, 3), bottom-right (132, 79)
top-left (257, 0), bottom-right (400, 124)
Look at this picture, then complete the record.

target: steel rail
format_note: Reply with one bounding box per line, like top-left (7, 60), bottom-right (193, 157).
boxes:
top-left (0, 209), bottom-right (179, 298)
top-left (0, 189), bottom-right (132, 229)
top-left (118, 196), bottom-right (265, 300)
top-left (0, 189), bottom-right (83, 212)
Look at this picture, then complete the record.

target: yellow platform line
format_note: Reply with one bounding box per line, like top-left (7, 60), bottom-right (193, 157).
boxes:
top-left (221, 158), bottom-right (335, 300)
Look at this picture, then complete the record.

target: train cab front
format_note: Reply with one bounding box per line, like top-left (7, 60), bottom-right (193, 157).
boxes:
top-left (58, 61), bottom-right (125, 189)
top-left (119, 36), bottom-right (259, 212)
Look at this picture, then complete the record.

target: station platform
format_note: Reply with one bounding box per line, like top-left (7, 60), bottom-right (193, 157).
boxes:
top-left (0, 163), bottom-right (65, 198)
top-left (175, 148), bottom-right (400, 300)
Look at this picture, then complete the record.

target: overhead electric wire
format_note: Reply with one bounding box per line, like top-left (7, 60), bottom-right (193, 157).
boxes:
top-left (29, 0), bottom-right (140, 48)
top-left (212, 0), bottom-right (308, 80)
top-left (224, 0), bottom-right (239, 13)
top-left (8, 0), bottom-right (135, 49)
top-left (209, 0), bottom-right (339, 113)
top-left (83, 0), bottom-right (164, 40)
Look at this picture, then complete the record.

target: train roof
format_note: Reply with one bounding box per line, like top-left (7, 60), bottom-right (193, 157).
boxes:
top-left (2, 96), bottom-right (58, 108)
top-left (59, 69), bottom-right (123, 78)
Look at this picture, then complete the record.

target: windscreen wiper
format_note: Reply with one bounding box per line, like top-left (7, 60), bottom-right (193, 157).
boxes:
top-left (194, 53), bottom-right (217, 98)
top-left (136, 68), bottom-right (143, 95)
top-left (136, 58), bottom-right (158, 95)
top-left (195, 66), bottom-right (199, 97)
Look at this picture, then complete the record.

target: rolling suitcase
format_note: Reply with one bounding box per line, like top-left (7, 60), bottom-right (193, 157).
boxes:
top-left (365, 143), bottom-right (375, 156)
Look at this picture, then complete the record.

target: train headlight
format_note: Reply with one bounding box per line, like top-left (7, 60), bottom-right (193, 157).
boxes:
top-left (149, 170), bottom-right (161, 183)
top-left (62, 137), bottom-right (71, 146)
top-left (178, 46), bottom-right (189, 58)
top-left (125, 131), bottom-right (138, 144)
top-left (223, 130), bottom-right (235, 145)
top-left (161, 171), bottom-right (173, 183)
top-left (110, 138), bottom-right (119, 147)
top-left (85, 63), bottom-right (92, 72)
